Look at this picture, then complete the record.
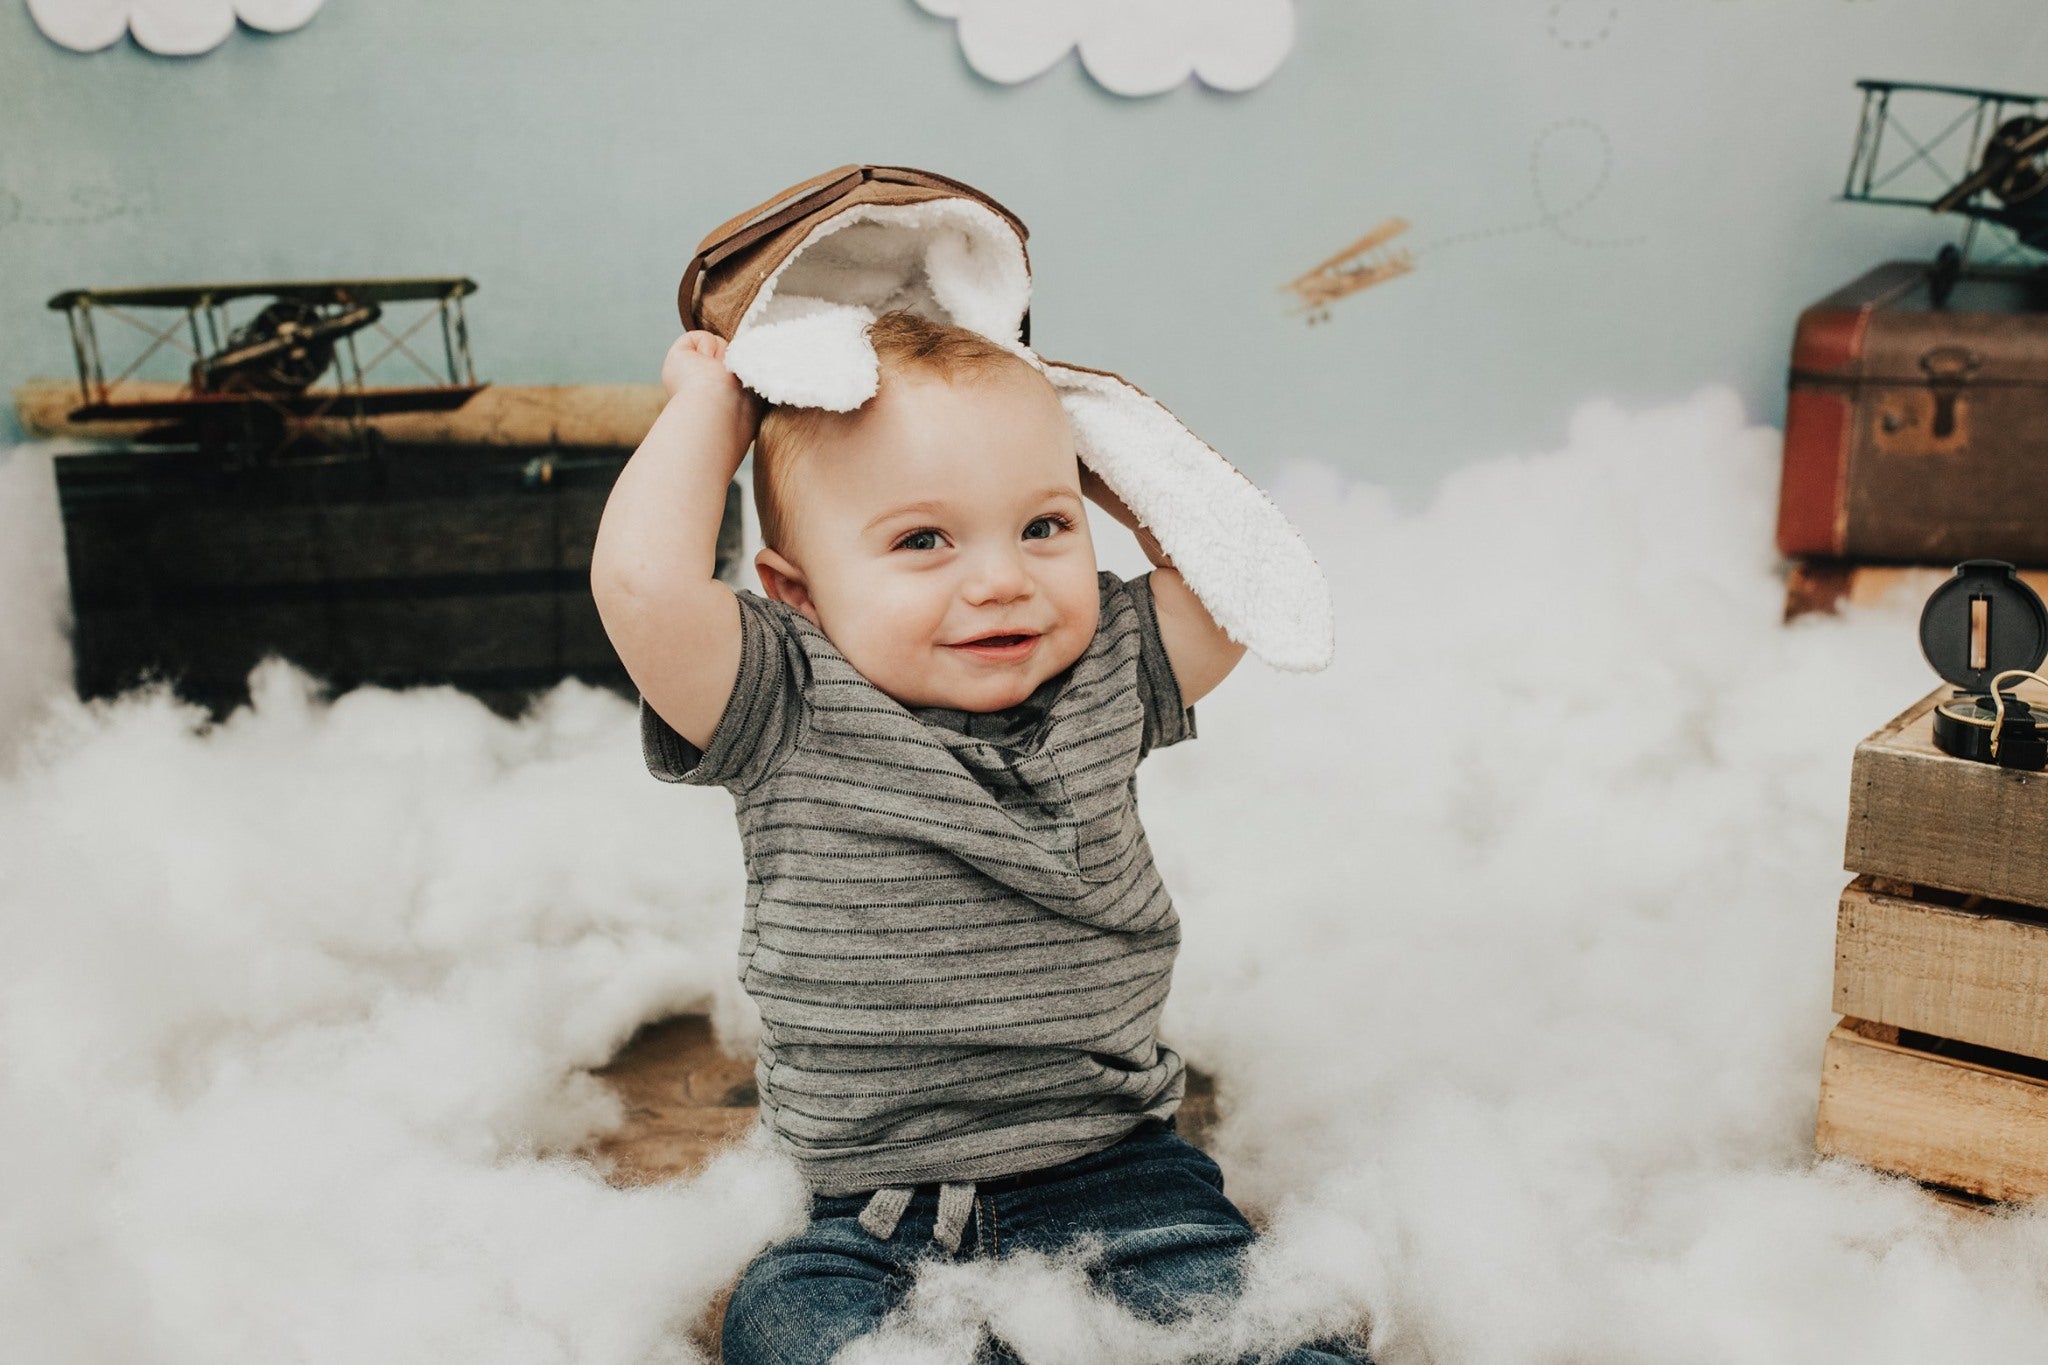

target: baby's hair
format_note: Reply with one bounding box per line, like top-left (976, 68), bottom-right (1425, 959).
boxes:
top-left (752, 309), bottom-right (1045, 556)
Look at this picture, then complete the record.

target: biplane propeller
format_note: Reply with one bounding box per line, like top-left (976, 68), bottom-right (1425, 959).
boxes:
top-left (1842, 80), bottom-right (2048, 303)
top-left (46, 276), bottom-right (487, 455)
top-left (197, 297), bottom-right (382, 395)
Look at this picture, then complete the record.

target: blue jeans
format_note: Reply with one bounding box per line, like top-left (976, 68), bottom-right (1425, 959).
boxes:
top-left (721, 1117), bottom-right (1375, 1365)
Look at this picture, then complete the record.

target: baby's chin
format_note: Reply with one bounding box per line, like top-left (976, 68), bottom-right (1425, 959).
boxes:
top-left (885, 671), bottom-right (1039, 713)
top-left (872, 639), bottom-right (1085, 713)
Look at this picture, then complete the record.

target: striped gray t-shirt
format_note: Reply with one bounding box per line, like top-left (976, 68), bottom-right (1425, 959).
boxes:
top-left (639, 568), bottom-right (1197, 1240)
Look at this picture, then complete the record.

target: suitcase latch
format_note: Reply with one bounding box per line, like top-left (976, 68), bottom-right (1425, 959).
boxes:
top-left (1919, 346), bottom-right (1982, 439)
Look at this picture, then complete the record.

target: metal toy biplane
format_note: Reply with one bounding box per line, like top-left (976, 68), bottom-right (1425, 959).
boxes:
top-left (1842, 80), bottom-right (2048, 300)
top-left (46, 276), bottom-right (487, 454)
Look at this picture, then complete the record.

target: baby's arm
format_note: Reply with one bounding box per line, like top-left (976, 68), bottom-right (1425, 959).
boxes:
top-left (590, 331), bottom-right (763, 753)
top-left (1079, 464), bottom-right (1247, 707)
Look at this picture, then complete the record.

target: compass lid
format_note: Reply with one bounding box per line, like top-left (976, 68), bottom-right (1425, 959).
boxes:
top-left (1919, 559), bottom-right (2048, 692)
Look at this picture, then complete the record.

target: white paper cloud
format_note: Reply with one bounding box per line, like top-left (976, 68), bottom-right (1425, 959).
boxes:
top-left (26, 0), bottom-right (324, 56)
top-left (915, 0), bottom-right (1296, 97)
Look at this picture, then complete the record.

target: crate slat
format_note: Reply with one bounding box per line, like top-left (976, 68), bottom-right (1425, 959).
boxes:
top-left (1816, 1018), bottom-right (2048, 1203)
top-left (1845, 686), bottom-right (2048, 909)
top-left (1834, 876), bottom-right (2048, 1062)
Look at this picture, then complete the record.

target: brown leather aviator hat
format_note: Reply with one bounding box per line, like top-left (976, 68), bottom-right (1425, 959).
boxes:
top-left (678, 164), bottom-right (1333, 672)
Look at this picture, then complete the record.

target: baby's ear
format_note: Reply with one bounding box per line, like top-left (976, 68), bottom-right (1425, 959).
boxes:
top-left (754, 548), bottom-right (820, 625)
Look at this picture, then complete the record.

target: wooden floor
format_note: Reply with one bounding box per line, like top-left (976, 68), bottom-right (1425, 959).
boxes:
top-left (574, 1014), bottom-right (1221, 1356)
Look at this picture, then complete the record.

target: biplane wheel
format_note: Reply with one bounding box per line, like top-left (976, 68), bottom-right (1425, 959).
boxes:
top-left (1928, 244), bottom-right (1963, 310)
top-left (192, 402), bottom-right (289, 466)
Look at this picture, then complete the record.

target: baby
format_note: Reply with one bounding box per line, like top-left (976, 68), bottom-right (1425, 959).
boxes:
top-left (590, 310), bottom-right (1371, 1365)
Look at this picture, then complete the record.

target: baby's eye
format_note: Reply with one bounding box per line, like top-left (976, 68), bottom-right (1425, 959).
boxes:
top-left (894, 528), bottom-right (945, 552)
top-left (1024, 512), bottom-right (1075, 541)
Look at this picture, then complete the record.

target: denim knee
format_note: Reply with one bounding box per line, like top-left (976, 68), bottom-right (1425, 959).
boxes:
top-left (719, 1220), bottom-right (914, 1365)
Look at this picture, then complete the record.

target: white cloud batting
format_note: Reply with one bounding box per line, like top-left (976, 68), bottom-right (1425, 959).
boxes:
top-left (915, 0), bottom-right (1296, 97)
top-left (26, 0), bottom-right (324, 56)
top-left (7, 389), bottom-right (2038, 1363)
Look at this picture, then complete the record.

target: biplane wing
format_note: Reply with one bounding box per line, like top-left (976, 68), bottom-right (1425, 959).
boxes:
top-left (1843, 79), bottom-right (2048, 261)
top-left (47, 276), bottom-right (477, 311)
top-left (1856, 78), bottom-right (2045, 106)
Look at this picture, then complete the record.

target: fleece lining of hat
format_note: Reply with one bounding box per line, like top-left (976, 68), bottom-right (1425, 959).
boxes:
top-left (720, 196), bottom-right (1334, 673)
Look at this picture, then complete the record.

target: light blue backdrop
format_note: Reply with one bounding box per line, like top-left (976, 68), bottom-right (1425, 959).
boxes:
top-left (0, 1), bottom-right (2032, 501)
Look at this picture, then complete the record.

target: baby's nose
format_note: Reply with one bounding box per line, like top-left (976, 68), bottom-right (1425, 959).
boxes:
top-left (963, 544), bottom-right (1032, 601)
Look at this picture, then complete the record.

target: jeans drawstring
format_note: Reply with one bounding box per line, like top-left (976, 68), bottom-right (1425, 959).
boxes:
top-left (857, 1180), bottom-right (977, 1253)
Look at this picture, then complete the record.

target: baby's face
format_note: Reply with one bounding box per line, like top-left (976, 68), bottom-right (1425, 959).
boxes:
top-left (756, 365), bottom-right (1100, 713)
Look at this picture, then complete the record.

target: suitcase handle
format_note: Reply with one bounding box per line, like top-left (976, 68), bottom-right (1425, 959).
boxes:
top-left (1920, 345), bottom-right (1982, 439)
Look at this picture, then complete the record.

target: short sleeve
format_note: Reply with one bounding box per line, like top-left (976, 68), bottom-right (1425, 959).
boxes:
top-left (639, 588), bottom-right (807, 791)
top-left (1121, 571), bottom-right (1197, 757)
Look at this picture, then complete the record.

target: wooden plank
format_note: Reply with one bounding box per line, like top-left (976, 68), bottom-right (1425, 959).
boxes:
top-left (77, 591), bottom-right (583, 682)
top-left (1835, 875), bottom-right (2048, 1061)
top-left (580, 1016), bottom-right (756, 1356)
top-left (1816, 1017), bottom-right (2048, 1203)
top-left (59, 477), bottom-right (622, 598)
top-left (582, 1015), bottom-right (762, 1188)
top-left (14, 378), bottom-right (669, 450)
top-left (1845, 684), bottom-right (2048, 908)
top-left (1785, 562), bottom-right (2048, 623)
top-left (64, 500), bottom-right (572, 599)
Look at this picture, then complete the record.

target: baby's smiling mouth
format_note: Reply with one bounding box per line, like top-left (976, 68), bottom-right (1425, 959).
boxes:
top-left (947, 630), bottom-right (1042, 654)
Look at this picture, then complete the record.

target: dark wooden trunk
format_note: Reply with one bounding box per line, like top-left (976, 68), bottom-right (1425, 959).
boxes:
top-left (55, 438), bottom-right (743, 720)
top-left (1779, 261), bottom-right (2048, 563)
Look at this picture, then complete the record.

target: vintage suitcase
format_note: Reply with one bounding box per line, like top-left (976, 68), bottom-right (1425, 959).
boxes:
top-left (55, 435), bottom-right (744, 721)
top-left (1778, 261), bottom-right (2048, 564)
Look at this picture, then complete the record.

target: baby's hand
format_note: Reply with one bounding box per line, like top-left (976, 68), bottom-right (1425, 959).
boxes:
top-left (663, 330), bottom-right (739, 399)
top-left (661, 330), bottom-right (762, 461)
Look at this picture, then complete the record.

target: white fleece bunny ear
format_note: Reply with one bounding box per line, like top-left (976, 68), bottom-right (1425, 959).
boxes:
top-left (1043, 361), bottom-right (1334, 672)
top-left (724, 298), bottom-right (882, 411)
top-left (719, 195), bottom-right (1336, 671)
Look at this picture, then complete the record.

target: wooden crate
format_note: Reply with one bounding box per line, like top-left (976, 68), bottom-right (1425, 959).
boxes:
top-left (22, 378), bottom-right (742, 721)
top-left (53, 443), bottom-right (743, 720)
top-left (1818, 690), bottom-right (2048, 1208)
top-left (1817, 1017), bottom-right (2048, 1204)
top-left (1845, 685), bottom-right (2048, 909)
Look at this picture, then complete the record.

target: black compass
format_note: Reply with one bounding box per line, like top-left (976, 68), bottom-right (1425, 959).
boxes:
top-left (1920, 560), bottom-right (2048, 769)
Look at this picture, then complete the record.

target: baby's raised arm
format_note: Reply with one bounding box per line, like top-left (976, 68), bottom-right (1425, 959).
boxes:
top-left (1079, 463), bottom-right (1247, 708)
top-left (590, 332), bottom-right (762, 754)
